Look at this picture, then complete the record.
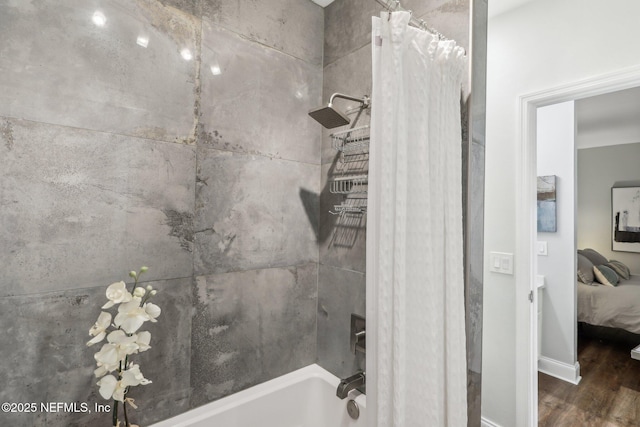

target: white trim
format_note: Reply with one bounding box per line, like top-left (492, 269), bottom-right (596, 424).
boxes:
top-left (538, 356), bottom-right (581, 385)
top-left (481, 416), bottom-right (503, 427)
top-left (515, 80), bottom-right (539, 427)
top-left (515, 64), bottom-right (640, 426)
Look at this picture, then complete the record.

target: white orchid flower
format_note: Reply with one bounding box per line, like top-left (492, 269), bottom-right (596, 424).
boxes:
top-left (143, 302), bottom-right (161, 323)
top-left (94, 365), bottom-right (110, 378)
top-left (87, 312), bottom-right (112, 346)
top-left (94, 331), bottom-right (137, 374)
top-left (102, 281), bottom-right (133, 309)
top-left (107, 330), bottom-right (140, 359)
top-left (112, 383), bottom-right (127, 402)
top-left (96, 375), bottom-right (127, 402)
top-left (96, 365), bottom-right (151, 402)
top-left (135, 331), bottom-right (151, 352)
top-left (97, 374), bottom-right (118, 400)
top-left (114, 297), bottom-right (150, 334)
top-left (90, 269), bottom-right (160, 415)
top-left (121, 364), bottom-right (151, 387)
top-left (94, 343), bottom-right (120, 375)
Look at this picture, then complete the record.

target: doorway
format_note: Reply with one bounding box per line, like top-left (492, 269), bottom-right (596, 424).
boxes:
top-left (515, 65), bottom-right (640, 425)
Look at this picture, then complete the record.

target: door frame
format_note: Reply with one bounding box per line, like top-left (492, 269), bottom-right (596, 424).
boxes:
top-left (515, 64), bottom-right (640, 426)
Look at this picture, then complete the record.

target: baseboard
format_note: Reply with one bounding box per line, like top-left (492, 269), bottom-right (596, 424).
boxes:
top-left (481, 416), bottom-right (502, 427)
top-left (538, 356), bottom-right (581, 385)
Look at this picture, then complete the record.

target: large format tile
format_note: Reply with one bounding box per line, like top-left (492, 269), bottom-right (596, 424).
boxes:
top-left (467, 0), bottom-right (487, 422)
top-left (157, 0), bottom-right (201, 17)
top-left (199, 22), bottom-right (322, 164)
top-left (194, 148), bottom-right (320, 276)
top-left (190, 263), bottom-right (318, 408)
top-left (200, 0), bottom-right (324, 66)
top-left (467, 142), bottom-right (484, 373)
top-left (402, 0), bottom-right (453, 16)
top-left (0, 277), bottom-right (192, 427)
top-left (324, 0), bottom-right (383, 67)
top-left (416, 0), bottom-right (471, 53)
top-left (0, 0), bottom-right (199, 143)
top-left (0, 118), bottom-right (195, 296)
top-left (316, 264), bottom-right (366, 379)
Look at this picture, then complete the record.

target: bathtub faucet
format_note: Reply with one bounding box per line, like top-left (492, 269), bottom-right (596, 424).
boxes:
top-left (336, 371), bottom-right (365, 399)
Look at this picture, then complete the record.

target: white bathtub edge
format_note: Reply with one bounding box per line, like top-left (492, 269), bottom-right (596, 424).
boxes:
top-left (150, 364), bottom-right (364, 427)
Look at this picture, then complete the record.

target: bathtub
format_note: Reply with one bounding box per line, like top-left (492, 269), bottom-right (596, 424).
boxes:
top-left (150, 364), bottom-right (366, 427)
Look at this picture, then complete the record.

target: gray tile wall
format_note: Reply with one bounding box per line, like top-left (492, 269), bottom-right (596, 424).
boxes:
top-left (466, 0), bottom-right (487, 424)
top-left (191, 263), bottom-right (318, 407)
top-left (0, 1), bottom-right (323, 426)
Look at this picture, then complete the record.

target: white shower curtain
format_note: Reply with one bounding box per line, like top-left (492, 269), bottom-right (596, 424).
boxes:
top-left (366, 11), bottom-right (468, 426)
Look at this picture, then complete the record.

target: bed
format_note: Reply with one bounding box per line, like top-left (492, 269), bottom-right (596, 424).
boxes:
top-left (578, 275), bottom-right (640, 334)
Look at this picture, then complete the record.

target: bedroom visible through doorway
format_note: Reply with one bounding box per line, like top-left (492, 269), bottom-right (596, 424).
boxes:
top-left (513, 66), bottom-right (640, 426)
top-left (536, 85), bottom-right (640, 422)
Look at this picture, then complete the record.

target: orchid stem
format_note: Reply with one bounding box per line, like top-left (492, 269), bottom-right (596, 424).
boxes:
top-left (122, 355), bottom-right (129, 426)
top-left (131, 275), bottom-right (139, 294)
top-left (112, 400), bottom-right (118, 427)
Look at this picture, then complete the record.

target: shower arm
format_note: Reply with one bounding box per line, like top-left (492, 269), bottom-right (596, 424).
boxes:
top-left (329, 93), bottom-right (370, 109)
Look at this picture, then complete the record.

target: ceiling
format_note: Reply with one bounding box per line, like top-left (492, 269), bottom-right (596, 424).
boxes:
top-left (576, 86), bottom-right (640, 149)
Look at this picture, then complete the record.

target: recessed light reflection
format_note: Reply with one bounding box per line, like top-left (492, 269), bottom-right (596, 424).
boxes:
top-left (136, 36), bottom-right (149, 48)
top-left (92, 11), bottom-right (106, 27)
top-left (180, 49), bottom-right (193, 61)
top-left (294, 85), bottom-right (308, 100)
top-left (210, 64), bottom-right (221, 76)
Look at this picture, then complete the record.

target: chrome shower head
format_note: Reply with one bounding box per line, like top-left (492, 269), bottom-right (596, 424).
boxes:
top-left (308, 103), bottom-right (350, 129)
top-left (308, 93), bottom-right (370, 129)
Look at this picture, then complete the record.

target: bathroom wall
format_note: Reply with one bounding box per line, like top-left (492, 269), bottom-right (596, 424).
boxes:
top-left (537, 102), bottom-right (578, 375)
top-left (188, 0), bottom-right (323, 409)
top-left (0, 0), bottom-right (485, 425)
top-left (0, 1), bottom-right (322, 426)
top-left (317, 0), bottom-right (486, 425)
top-left (483, 1), bottom-right (640, 425)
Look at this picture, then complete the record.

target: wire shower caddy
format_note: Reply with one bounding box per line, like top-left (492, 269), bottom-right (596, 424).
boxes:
top-left (328, 125), bottom-right (370, 215)
top-left (331, 125), bottom-right (370, 154)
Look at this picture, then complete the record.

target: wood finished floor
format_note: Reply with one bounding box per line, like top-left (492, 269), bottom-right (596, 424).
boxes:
top-left (539, 325), bottom-right (640, 426)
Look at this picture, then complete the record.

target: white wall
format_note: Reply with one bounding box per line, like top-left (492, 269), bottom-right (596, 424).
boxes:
top-left (536, 102), bottom-right (576, 367)
top-left (483, 1), bottom-right (640, 426)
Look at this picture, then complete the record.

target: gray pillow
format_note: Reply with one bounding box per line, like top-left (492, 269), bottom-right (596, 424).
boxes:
top-left (608, 260), bottom-right (631, 280)
top-left (579, 248), bottom-right (609, 267)
top-left (577, 253), bottom-right (595, 284)
top-left (593, 265), bottom-right (619, 286)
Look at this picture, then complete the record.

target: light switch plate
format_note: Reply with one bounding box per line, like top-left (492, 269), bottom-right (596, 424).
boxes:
top-left (537, 241), bottom-right (548, 256)
top-left (489, 251), bottom-right (514, 275)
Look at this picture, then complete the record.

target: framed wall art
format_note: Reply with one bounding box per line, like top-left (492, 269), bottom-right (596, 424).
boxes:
top-left (612, 186), bottom-right (640, 252)
top-left (537, 175), bottom-right (557, 233)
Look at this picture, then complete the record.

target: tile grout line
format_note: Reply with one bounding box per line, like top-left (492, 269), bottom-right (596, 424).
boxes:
top-left (0, 274), bottom-right (196, 300)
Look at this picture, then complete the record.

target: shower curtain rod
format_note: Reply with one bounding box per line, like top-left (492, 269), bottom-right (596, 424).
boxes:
top-left (373, 0), bottom-right (446, 40)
